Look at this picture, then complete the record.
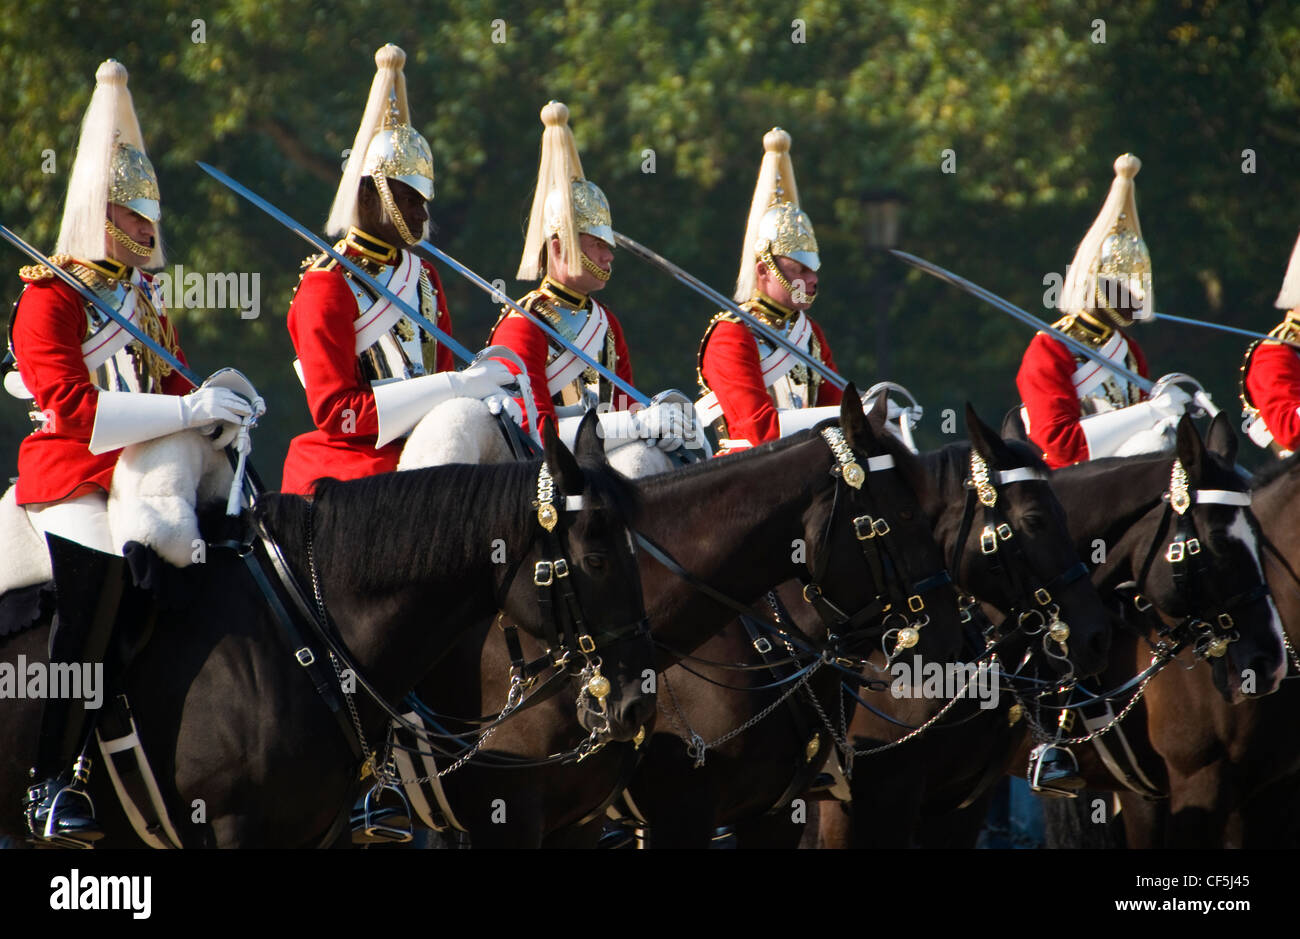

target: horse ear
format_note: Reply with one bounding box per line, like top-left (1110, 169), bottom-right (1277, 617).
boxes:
top-left (840, 382), bottom-right (880, 453)
top-left (574, 410), bottom-right (606, 465)
top-left (1205, 412), bottom-right (1239, 465)
top-left (542, 418), bottom-right (585, 496)
top-left (864, 388), bottom-right (891, 438)
top-left (1174, 413), bottom-right (1205, 484)
top-left (965, 402), bottom-right (1014, 468)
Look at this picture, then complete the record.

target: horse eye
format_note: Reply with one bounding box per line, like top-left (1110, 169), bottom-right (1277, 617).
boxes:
top-left (899, 509), bottom-right (914, 521)
top-left (584, 554), bottom-right (607, 571)
top-left (1020, 514), bottom-right (1045, 533)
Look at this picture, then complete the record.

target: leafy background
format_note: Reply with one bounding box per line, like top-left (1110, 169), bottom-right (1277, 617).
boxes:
top-left (4, 0), bottom-right (1300, 486)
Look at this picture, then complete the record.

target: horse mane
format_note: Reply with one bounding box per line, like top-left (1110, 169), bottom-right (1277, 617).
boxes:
top-left (257, 458), bottom-right (638, 591)
top-left (1248, 450), bottom-right (1300, 488)
top-left (918, 440), bottom-right (973, 497)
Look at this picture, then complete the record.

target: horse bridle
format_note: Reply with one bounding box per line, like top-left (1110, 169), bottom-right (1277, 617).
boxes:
top-left (292, 461), bottom-right (651, 766)
top-left (1120, 458), bottom-right (1268, 661)
top-left (799, 427), bottom-right (954, 663)
top-left (494, 461), bottom-right (652, 744)
top-left (950, 449), bottom-right (1089, 671)
top-left (633, 427), bottom-right (955, 671)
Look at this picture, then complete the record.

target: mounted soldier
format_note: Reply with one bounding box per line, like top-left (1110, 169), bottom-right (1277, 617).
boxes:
top-left (1015, 154), bottom-right (1190, 469)
top-left (3, 60), bottom-right (253, 845)
top-left (488, 101), bottom-right (688, 465)
top-left (1240, 230), bottom-right (1300, 458)
top-left (695, 128), bottom-right (843, 456)
top-left (280, 44), bottom-right (516, 495)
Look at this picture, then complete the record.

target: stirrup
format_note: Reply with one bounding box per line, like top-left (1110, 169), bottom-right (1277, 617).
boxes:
top-left (350, 782), bottom-right (413, 845)
top-left (25, 777), bottom-right (102, 849)
top-left (1028, 743), bottom-right (1085, 798)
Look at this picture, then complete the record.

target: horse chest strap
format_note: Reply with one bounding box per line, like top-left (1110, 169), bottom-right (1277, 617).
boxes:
top-left (238, 536), bottom-right (365, 761)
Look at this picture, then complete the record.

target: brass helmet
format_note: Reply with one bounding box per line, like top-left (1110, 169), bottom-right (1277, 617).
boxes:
top-left (517, 101), bottom-right (613, 281)
top-left (1059, 153), bottom-right (1153, 327)
top-left (327, 44), bottom-right (435, 239)
top-left (56, 59), bottom-right (164, 267)
top-left (735, 128), bottom-right (820, 303)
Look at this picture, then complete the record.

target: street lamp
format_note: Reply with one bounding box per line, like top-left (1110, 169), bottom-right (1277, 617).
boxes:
top-left (863, 190), bottom-right (905, 376)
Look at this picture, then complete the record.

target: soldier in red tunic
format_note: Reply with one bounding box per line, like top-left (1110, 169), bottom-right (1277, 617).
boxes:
top-left (696, 129), bottom-right (842, 455)
top-left (4, 61), bottom-right (252, 844)
top-left (1015, 154), bottom-right (1189, 470)
top-left (280, 44), bottom-right (515, 495)
top-left (1241, 232), bottom-right (1300, 457)
top-left (488, 101), bottom-right (688, 458)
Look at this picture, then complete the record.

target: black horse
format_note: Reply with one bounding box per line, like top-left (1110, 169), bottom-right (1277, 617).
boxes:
top-left (0, 420), bottom-right (655, 847)
top-left (810, 406), bottom-right (1116, 848)
top-left (392, 390), bottom-right (967, 847)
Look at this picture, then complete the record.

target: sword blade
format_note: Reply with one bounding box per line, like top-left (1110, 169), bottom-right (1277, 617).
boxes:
top-left (0, 224), bottom-right (199, 387)
top-left (613, 230), bottom-right (849, 391)
top-left (889, 248), bottom-right (1155, 393)
top-left (196, 162), bottom-right (477, 366)
top-left (408, 239), bottom-right (650, 407)
top-left (1153, 312), bottom-right (1300, 351)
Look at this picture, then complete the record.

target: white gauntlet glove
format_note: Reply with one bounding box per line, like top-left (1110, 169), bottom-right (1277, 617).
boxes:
top-left (374, 360), bottom-right (518, 447)
top-left (89, 387), bottom-right (252, 454)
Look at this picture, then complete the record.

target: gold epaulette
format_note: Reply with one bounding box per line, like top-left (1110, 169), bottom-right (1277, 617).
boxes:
top-left (493, 290), bottom-right (547, 331)
top-left (696, 311), bottom-right (745, 394)
top-left (18, 254), bottom-right (75, 283)
top-left (1241, 317), bottom-right (1300, 414)
top-left (1267, 317), bottom-right (1300, 346)
top-left (1050, 312), bottom-right (1112, 348)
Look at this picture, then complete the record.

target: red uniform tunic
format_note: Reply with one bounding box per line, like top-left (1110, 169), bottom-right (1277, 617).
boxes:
top-left (1243, 340), bottom-right (1300, 453)
top-left (281, 253), bottom-right (454, 495)
top-left (488, 297), bottom-right (634, 436)
top-left (12, 267), bottom-right (190, 506)
top-left (699, 314), bottom-right (841, 451)
top-left (1016, 329), bottom-right (1149, 469)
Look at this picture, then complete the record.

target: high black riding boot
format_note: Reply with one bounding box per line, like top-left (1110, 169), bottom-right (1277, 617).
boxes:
top-left (24, 535), bottom-right (128, 847)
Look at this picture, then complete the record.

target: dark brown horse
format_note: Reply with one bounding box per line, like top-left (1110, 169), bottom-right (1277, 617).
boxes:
top-left (820, 415), bottom-right (1287, 848)
top-left (395, 391), bottom-right (967, 847)
top-left (628, 404), bottom-right (1115, 848)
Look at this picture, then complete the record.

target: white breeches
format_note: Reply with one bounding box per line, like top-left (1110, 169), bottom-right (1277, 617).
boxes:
top-left (25, 491), bottom-right (118, 555)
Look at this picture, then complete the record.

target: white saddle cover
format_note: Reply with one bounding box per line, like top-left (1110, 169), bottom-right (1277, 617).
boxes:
top-left (0, 429), bottom-right (234, 595)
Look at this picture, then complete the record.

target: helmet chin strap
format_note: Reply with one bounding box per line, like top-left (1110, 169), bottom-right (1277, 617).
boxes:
top-left (759, 246), bottom-right (814, 307)
top-left (104, 218), bottom-right (153, 259)
top-left (372, 171), bottom-right (419, 246)
top-left (580, 250), bottom-right (611, 282)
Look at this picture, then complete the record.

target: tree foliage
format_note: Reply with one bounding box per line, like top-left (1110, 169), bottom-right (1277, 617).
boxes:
top-left (4, 0), bottom-right (1300, 483)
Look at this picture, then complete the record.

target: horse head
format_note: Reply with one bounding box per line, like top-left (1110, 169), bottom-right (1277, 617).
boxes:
top-left (950, 404), bottom-right (1112, 678)
top-left (794, 386), bottom-right (963, 666)
top-left (496, 413), bottom-right (657, 744)
top-left (1109, 413), bottom-right (1285, 702)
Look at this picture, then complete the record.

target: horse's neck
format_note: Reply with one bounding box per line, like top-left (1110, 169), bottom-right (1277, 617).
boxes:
top-left (261, 492), bottom-right (502, 709)
top-left (1052, 458), bottom-right (1172, 555)
top-left (633, 439), bottom-right (825, 648)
